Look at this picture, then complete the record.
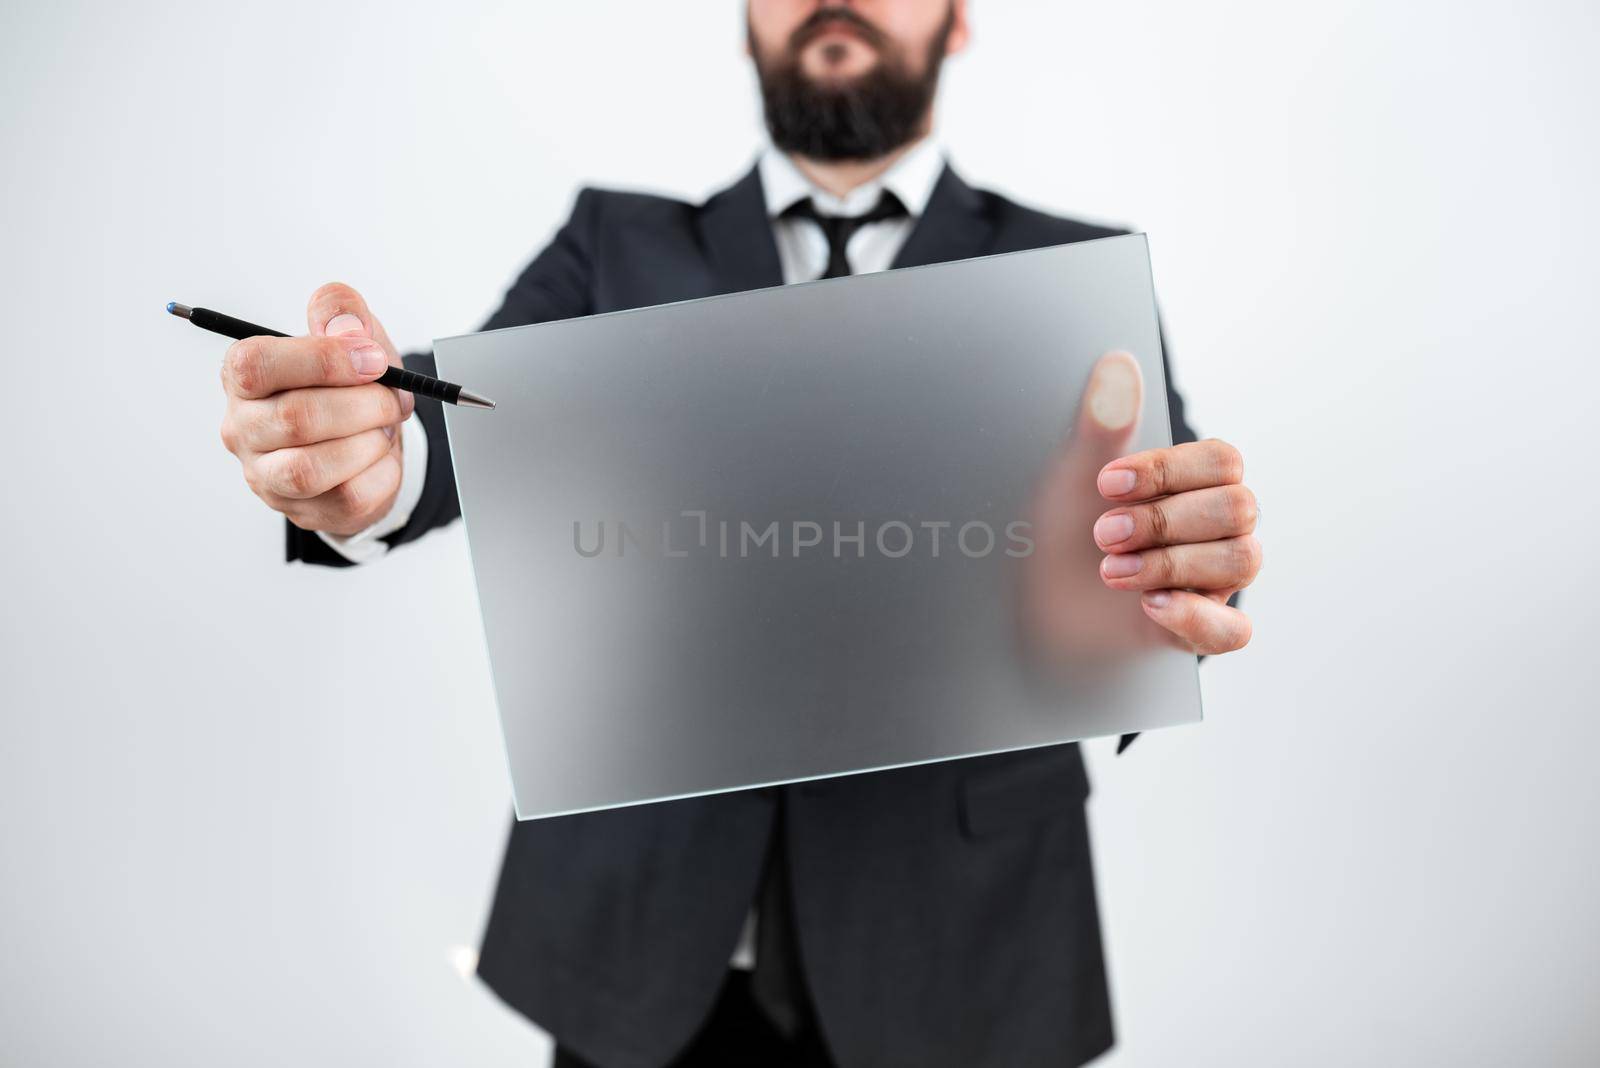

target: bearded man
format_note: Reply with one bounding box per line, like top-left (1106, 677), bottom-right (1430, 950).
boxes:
top-left (214, 3), bottom-right (1262, 1065)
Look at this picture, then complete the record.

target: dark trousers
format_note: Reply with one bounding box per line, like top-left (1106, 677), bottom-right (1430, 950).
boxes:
top-left (551, 970), bottom-right (835, 1068)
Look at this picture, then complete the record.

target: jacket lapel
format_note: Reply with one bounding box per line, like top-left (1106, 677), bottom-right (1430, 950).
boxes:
top-left (891, 164), bottom-right (994, 270)
top-left (697, 165), bottom-right (786, 295)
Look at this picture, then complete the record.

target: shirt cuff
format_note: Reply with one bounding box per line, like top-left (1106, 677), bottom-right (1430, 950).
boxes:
top-left (314, 415), bottom-right (429, 564)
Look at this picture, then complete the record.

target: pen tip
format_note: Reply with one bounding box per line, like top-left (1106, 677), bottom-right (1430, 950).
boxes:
top-left (166, 302), bottom-right (193, 319)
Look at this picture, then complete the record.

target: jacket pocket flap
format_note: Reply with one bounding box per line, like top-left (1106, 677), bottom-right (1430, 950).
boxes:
top-left (959, 746), bottom-right (1090, 838)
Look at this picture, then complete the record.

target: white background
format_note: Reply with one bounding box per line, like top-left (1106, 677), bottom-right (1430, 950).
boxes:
top-left (3, 1), bottom-right (1597, 1064)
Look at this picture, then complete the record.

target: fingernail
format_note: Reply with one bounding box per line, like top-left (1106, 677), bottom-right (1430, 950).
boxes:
top-left (1093, 513), bottom-right (1135, 546)
top-left (1098, 468), bottom-right (1137, 497)
top-left (1088, 356), bottom-right (1140, 429)
top-left (349, 345), bottom-right (387, 375)
top-left (1143, 590), bottom-right (1172, 609)
top-left (327, 313), bottom-right (364, 336)
top-left (383, 425), bottom-right (395, 441)
top-left (1102, 553), bottom-right (1143, 578)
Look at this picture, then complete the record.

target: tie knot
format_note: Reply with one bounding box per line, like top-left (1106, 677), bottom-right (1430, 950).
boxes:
top-left (782, 191), bottom-right (909, 279)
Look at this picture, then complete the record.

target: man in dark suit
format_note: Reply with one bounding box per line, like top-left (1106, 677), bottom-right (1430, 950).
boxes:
top-left (213, 2), bottom-right (1261, 1065)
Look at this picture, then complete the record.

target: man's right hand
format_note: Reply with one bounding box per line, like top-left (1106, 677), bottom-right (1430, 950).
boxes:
top-left (218, 283), bottom-right (414, 536)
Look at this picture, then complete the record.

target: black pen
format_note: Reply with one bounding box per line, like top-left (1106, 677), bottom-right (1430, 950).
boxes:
top-left (166, 302), bottom-right (496, 410)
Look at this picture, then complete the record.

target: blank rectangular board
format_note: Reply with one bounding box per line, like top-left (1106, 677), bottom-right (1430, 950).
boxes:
top-left (436, 234), bottom-right (1201, 819)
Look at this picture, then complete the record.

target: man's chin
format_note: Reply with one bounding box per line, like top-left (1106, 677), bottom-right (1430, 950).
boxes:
top-left (797, 73), bottom-right (877, 99)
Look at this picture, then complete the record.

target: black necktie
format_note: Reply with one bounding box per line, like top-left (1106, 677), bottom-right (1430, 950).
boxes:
top-left (748, 194), bottom-right (911, 1042)
top-left (782, 190), bottom-right (908, 279)
top-left (749, 794), bottom-right (809, 1037)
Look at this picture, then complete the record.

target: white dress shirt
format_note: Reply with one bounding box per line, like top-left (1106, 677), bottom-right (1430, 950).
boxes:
top-left (760, 133), bottom-right (946, 284)
top-left (313, 137), bottom-right (948, 971)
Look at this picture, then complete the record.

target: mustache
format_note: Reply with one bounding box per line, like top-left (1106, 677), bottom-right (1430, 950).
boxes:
top-left (789, 7), bottom-right (889, 53)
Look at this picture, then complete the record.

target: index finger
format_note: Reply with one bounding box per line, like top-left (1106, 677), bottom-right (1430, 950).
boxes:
top-left (1097, 439), bottom-right (1244, 503)
top-left (221, 334), bottom-right (390, 399)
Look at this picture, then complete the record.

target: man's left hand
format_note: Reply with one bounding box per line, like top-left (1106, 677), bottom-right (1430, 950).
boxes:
top-left (1093, 439), bottom-right (1260, 654)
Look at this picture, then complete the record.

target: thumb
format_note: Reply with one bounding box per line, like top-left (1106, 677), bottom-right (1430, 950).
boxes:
top-left (307, 281), bottom-right (412, 417)
top-left (324, 312), bottom-right (367, 337)
top-left (1028, 350), bottom-right (1144, 539)
top-left (306, 281), bottom-right (401, 363)
top-left (1075, 350), bottom-right (1143, 448)
top-left (1061, 350), bottom-right (1144, 490)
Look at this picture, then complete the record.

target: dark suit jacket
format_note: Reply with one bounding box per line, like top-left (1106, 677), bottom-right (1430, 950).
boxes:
top-left (289, 164), bottom-right (1199, 1068)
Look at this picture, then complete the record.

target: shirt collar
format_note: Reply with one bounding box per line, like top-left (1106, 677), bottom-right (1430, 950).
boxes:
top-left (758, 135), bottom-right (946, 220)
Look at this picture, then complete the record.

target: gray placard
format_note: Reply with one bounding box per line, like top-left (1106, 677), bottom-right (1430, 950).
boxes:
top-left (437, 234), bottom-right (1201, 819)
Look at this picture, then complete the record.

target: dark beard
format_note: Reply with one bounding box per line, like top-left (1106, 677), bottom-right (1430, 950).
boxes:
top-left (752, 7), bottom-right (954, 162)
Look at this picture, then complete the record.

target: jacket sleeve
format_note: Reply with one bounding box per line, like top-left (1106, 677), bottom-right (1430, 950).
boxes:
top-left (286, 188), bottom-right (601, 566)
top-left (1159, 321), bottom-right (1199, 451)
